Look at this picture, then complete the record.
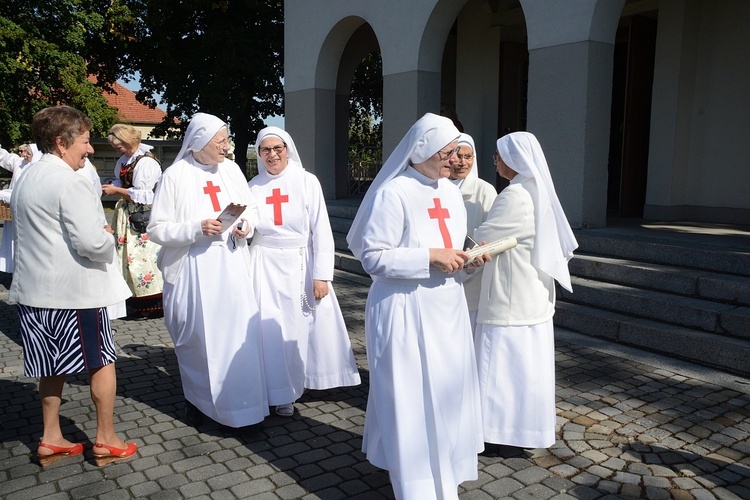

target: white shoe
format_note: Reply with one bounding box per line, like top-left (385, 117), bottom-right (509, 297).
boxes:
top-left (275, 404), bottom-right (294, 417)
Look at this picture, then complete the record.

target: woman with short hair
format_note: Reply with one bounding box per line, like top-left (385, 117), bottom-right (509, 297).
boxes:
top-left (10, 105), bottom-right (136, 466)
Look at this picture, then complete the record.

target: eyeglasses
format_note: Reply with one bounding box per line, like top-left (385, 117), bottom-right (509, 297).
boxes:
top-left (436, 147), bottom-right (459, 160)
top-left (456, 153), bottom-right (474, 161)
top-left (212, 137), bottom-right (230, 147)
top-left (492, 152), bottom-right (500, 162)
top-left (259, 144), bottom-right (286, 156)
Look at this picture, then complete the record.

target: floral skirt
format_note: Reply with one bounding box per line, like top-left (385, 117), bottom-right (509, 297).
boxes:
top-left (113, 200), bottom-right (164, 303)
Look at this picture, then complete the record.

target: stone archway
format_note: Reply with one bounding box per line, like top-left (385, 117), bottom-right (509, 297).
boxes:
top-left (285, 16), bottom-right (372, 199)
top-left (333, 24), bottom-right (381, 199)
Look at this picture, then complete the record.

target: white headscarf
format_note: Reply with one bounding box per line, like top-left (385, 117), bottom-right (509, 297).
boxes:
top-left (175, 112), bottom-right (227, 162)
top-left (497, 131), bottom-right (578, 292)
top-left (454, 133), bottom-right (479, 184)
top-left (28, 144), bottom-right (42, 164)
top-left (346, 112), bottom-right (461, 259)
top-left (253, 126), bottom-right (304, 180)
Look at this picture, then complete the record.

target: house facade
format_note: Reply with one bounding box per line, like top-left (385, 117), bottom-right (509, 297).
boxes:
top-left (283, 0), bottom-right (750, 228)
top-left (90, 82), bottom-right (180, 184)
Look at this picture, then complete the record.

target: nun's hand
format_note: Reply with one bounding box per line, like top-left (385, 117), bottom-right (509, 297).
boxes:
top-left (313, 280), bottom-right (329, 300)
top-left (430, 248), bottom-right (469, 273)
top-left (201, 218), bottom-right (223, 236)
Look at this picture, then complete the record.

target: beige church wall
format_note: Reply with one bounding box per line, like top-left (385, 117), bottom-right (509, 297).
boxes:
top-left (645, 0), bottom-right (750, 223)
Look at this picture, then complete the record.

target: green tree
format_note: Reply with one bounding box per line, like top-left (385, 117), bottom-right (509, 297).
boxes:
top-left (0, 1), bottom-right (137, 148)
top-left (348, 51), bottom-right (382, 167)
top-left (126, 0), bottom-right (284, 173)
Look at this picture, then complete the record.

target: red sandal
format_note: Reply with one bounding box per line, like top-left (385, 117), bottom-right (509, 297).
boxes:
top-left (37, 442), bottom-right (85, 467)
top-left (92, 441), bottom-right (138, 466)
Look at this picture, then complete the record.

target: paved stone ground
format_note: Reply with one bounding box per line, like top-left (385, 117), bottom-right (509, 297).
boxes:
top-left (0, 269), bottom-right (749, 499)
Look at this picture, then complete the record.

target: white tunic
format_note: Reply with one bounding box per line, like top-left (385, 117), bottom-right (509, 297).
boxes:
top-left (248, 166), bottom-right (360, 405)
top-left (0, 148), bottom-right (30, 273)
top-left (148, 156), bottom-right (268, 427)
top-left (473, 176), bottom-right (557, 448)
top-left (456, 176), bottom-right (497, 333)
top-left (359, 167), bottom-right (482, 500)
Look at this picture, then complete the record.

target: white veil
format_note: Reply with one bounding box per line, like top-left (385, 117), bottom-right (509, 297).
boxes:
top-left (254, 126), bottom-right (304, 180)
top-left (175, 113), bottom-right (227, 162)
top-left (346, 113), bottom-right (460, 260)
top-left (496, 132), bottom-right (578, 292)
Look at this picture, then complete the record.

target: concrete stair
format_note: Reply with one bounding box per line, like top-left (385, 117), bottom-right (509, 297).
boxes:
top-left (557, 228), bottom-right (750, 375)
top-left (328, 198), bottom-right (366, 276)
top-left (328, 197), bottom-right (750, 375)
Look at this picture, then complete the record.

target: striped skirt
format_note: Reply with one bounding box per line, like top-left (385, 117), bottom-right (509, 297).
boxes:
top-left (18, 305), bottom-right (117, 377)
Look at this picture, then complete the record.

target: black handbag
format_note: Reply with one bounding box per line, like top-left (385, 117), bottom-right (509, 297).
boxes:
top-left (129, 205), bottom-right (151, 233)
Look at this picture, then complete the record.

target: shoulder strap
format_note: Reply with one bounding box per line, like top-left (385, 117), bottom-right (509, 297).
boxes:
top-left (132, 151), bottom-right (160, 167)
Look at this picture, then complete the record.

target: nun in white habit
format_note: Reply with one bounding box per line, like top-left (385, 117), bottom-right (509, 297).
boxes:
top-left (473, 131), bottom-right (578, 453)
top-left (0, 144), bottom-right (42, 273)
top-left (248, 126), bottom-right (360, 417)
top-left (147, 113), bottom-right (268, 427)
top-left (347, 113), bottom-right (484, 500)
top-left (449, 133), bottom-right (497, 334)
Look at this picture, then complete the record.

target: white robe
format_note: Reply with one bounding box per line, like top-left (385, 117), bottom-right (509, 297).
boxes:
top-left (359, 167), bottom-right (482, 500)
top-left (148, 156), bottom-right (268, 427)
top-left (473, 176), bottom-right (557, 448)
top-left (248, 166), bottom-right (360, 405)
top-left (456, 175), bottom-right (497, 333)
top-left (0, 150), bottom-right (30, 273)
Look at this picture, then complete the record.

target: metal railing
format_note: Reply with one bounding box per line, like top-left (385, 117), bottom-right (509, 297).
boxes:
top-left (348, 146), bottom-right (382, 195)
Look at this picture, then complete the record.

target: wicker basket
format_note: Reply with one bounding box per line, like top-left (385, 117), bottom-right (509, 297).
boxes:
top-left (0, 201), bottom-right (12, 221)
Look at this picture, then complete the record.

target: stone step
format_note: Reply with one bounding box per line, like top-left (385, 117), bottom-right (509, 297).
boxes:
top-left (329, 215), bottom-right (353, 235)
top-left (554, 301), bottom-right (750, 375)
top-left (335, 251), bottom-right (365, 276)
top-left (561, 276), bottom-right (750, 340)
top-left (570, 254), bottom-right (750, 306)
top-left (333, 232), bottom-right (350, 254)
top-left (574, 230), bottom-right (750, 277)
top-left (326, 199), bottom-right (362, 220)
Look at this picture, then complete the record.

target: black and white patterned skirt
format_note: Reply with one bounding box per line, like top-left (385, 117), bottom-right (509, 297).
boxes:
top-left (17, 305), bottom-right (117, 377)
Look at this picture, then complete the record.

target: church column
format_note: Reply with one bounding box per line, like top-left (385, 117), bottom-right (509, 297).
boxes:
top-left (521, 0), bottom-right (625, 229)
top-left (381, 70), bottom-right (442, 156)
top-left (285, 89), bottom-right (337, 199)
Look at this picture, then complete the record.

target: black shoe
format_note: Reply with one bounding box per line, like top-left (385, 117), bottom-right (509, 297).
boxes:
top-left (184, 401), bottom-right (204, 427)
top-left (480, 443), bottom-right (527, 458)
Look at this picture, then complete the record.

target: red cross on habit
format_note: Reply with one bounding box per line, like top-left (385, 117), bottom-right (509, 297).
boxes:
top-left (428, 198), bottom-right (452, 248)
top-left (266, 188), bottom-right (289, 226)
top-left (203, 181), bottom-right (221, 211)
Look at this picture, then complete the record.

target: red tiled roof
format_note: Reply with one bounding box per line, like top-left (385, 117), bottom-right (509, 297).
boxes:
top-left (101, 81), bottom-right (167, 125)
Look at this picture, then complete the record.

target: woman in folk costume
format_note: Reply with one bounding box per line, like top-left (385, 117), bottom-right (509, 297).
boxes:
top-left (449, 133), bottom-right (497, 335)
top-left (103, 124), bottom-right (164, 316)
top-left (473, 131), bottom-right (578, 457)
top-left (0, 143), bottom-right (42, 273)
top-left (347, 113), bottom-right (486, 500)
top-left (147, 113), bottom-right (268, 428)
top-left (248, 127), bottom-right (360, 417)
